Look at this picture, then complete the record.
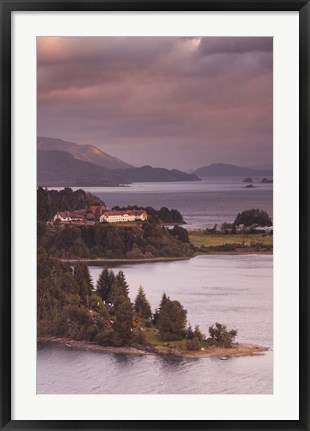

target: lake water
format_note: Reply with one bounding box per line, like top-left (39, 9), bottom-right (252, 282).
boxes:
top-left (51, 176), bottom-right (273, 229)
top-left (37, 254), bottom-right (273, 394)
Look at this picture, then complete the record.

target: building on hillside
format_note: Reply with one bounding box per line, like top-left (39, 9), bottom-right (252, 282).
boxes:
top-left (53, 210), bottom-right (86, 223)
top-left (53, 205), bottom-right (108, 224)
top-left (99, 210), bottom-right (148, 223)
top-left (85, 205), bottom-right (107, 220)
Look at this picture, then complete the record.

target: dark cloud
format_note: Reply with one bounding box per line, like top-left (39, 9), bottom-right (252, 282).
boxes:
top-left (198, 37), bottom-right (273, 55)
top-left (37, 37), bottom-right (273, 170)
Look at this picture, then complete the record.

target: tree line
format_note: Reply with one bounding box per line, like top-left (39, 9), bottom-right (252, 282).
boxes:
top-left (38, 253), bottom-right (237, 350)
top-left (112, 205), bottom-right (185, 224)
top-left (38, 221), bottom-right (194, 259)
top-left (38, 187), bottom-right (104, 222)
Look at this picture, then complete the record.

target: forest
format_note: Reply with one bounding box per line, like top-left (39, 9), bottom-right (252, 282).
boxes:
top-left (37, 222), bottom-right (194, 259)
top-left (37, 188), bottom-right (193, 259)
top-left (38, 254), bottom-right (237, 351)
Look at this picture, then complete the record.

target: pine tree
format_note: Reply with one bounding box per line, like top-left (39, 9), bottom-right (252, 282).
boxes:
top-left (73, 262), bottom-right (93, 306)
top-left (114, 270), bottom-right (129, 298)
top-left (96, 266), bottom-right (115, 302)
top-left (158, 292), bottom-right (169, 315)
top-left (113, 295), bottom-right (133, 345)
top-left (134, 286), bottom-right (152, 320)
top-left (108, 278), bottom-right (124, 305)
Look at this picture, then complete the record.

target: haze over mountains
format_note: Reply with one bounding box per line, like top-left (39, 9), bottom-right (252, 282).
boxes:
top-left (37, 137), bottom-right (272, 186)
top-left (193, 163), bottom-right (273, 177)
top-left (38, 137), bottom-right (132, 170)
top-left (37, 137), bottom-right (199, 186)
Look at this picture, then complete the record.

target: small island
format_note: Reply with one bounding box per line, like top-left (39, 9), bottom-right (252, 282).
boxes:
top-left (244, 184), bottom-right (255, 188)
top-left (261, 178), bottom-right (273, 184)
top-left (243, 177), bottom-right (253, 183)
top-left (38, 255), bottom-right (268, 359)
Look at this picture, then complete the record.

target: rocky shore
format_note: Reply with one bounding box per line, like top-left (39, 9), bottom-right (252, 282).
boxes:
top-left (38, 336), bottom-right (269, 359)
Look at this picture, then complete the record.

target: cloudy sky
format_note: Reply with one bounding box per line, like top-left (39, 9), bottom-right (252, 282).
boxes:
top-left (37, 37), bottom-right (273, 170)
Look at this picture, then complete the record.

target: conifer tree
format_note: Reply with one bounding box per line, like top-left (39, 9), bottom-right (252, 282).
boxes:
top-left (114, 270), bottom-right (129, 297)
top-left (113, 295), bottom-right (133, 345)
top-left (73, 262), bottom-right (93, 306)
top-left (108, 278), bottom-right (124, 304)
top-left (158, 292), bottom-right (169, 319)
top-left (134, 286), bottom-right (152, 320)
top-left (96, 266), bottom-right (115, 302)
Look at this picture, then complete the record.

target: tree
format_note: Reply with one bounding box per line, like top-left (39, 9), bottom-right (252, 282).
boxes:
top-left (171, 225), bottom-right (189, 243)
top-left (115, 271), bottom-right (129, 297)
top-left (96, 266), bottom-right (115, 302)
top-left (134, 286), bottom-right (152, 320)
top-left (108, 278), bottom-right (124, 304)
top-left (159, 299), bottom-right (187, 341)
top-left (113, 295), bottom-right (133, 345)
top-left (186, 324), bottom-right (194, 339)
top-left (158, 292), bottom-right (169, 314)
top-left (187, 337), bottom-right (202, 351)
top-left (208, 322), bottom-right (238, 348)
top-left (193, 325), bottom-right (204, 342)
top-left (234, 209), bottom-right (272, 227)
top-left (73, 262), bottom-right (93, 306)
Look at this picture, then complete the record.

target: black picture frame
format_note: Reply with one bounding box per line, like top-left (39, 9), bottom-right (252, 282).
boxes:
top-left (1, 1), bottom-right (309, 430)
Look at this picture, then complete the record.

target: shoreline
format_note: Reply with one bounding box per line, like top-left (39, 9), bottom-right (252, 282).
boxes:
top-left (61, 251), bottom-right (272, 265)
top-left (61, 256), bottom-right (191, 265)
top-left (38, 336), bottom-right (269, 359)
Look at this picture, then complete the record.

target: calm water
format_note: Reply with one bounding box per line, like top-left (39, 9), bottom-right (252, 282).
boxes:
top-left (37, 255), bottom-right (273, 394)
top-left (51, 177), bottom-right (273, 228)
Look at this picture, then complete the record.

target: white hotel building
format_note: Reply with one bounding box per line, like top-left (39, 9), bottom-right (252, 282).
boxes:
top-left (100, 210), bottom-right (148, 223)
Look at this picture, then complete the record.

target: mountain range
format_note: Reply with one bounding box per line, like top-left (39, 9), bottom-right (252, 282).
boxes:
top-left (37, 137), bottom-right (272, 186)
top-left (193, 163), bottom-right (273, 177)
top-left (38, 137), bottom-right (132, 170)
top-left (37, 137), bottom-right (200, 186)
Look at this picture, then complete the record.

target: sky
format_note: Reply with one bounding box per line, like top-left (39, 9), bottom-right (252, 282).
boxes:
top-left (37, 37), bottom-right (273, 171)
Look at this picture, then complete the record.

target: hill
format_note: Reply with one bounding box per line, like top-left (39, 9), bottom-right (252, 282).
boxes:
top-left (193, 163), bottom-right (273, 177)
top-left (38, 150), bottom-right (200, 186)
top-left (113, 165), bottom-right (200, 182)
top-left (37, 150), bottom-right (127, 187)
top-left (38, 136), bottom-right (132, 170)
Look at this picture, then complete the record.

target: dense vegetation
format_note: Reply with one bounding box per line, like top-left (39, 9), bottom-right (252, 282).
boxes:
top-left (112, 205), bottom-right (185, 224)
top-left (37, 188), bottom-right (193, 259)
top-left (38, 221), bottom-right (194, 259)
top-left (38, 255), bottom-right (237, 351)
top-left (38, 187), bottom-right (104, 222)
top-left (233, 209), bottom-right (272, 227)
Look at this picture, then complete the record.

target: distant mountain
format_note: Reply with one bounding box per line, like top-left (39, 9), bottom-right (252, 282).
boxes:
top-left (113, 165), bottom-right (200, 182)
top-left (245, 163), bottom-right (273, 171)
top-left (37, 150), bottom-right (128, 187)
top-left (37, 150), bottom-right (200, 186)
top-left (193, 163), bottom-right (273, 177)
top-left (38, 137), bottom-right (132, 170)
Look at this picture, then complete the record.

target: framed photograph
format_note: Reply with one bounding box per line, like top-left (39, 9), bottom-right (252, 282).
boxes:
top-left (1, 0), bottom-right (309, 429)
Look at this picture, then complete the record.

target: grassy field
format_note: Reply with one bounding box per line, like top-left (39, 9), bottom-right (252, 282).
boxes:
top-left (143, 327), bottom-right (189, 351)
top-left (189, 231), bottom-right (273, 248)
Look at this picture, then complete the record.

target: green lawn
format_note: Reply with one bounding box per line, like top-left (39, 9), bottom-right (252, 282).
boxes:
top-left (189, 232), bottom-right (273, 248)
top-left (143, 327), bottom-right (189, 351)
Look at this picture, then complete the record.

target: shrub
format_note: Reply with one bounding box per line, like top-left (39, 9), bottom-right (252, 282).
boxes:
top-left (208, 322), bottom-right (238, 348)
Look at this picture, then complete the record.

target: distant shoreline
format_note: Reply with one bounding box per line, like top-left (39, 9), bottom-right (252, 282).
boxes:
top-left (38, 336), bottom-right (269, 359)
top-left (61, 256), bottom-right (191, 265)
top-left (61, 251), bottom-right (272, 266)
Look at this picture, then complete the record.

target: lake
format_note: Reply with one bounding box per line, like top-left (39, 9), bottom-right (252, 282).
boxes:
top-left (37, 254), bottom-right (273, 394)
top-left (51, 176), bottom-right (273, 229)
